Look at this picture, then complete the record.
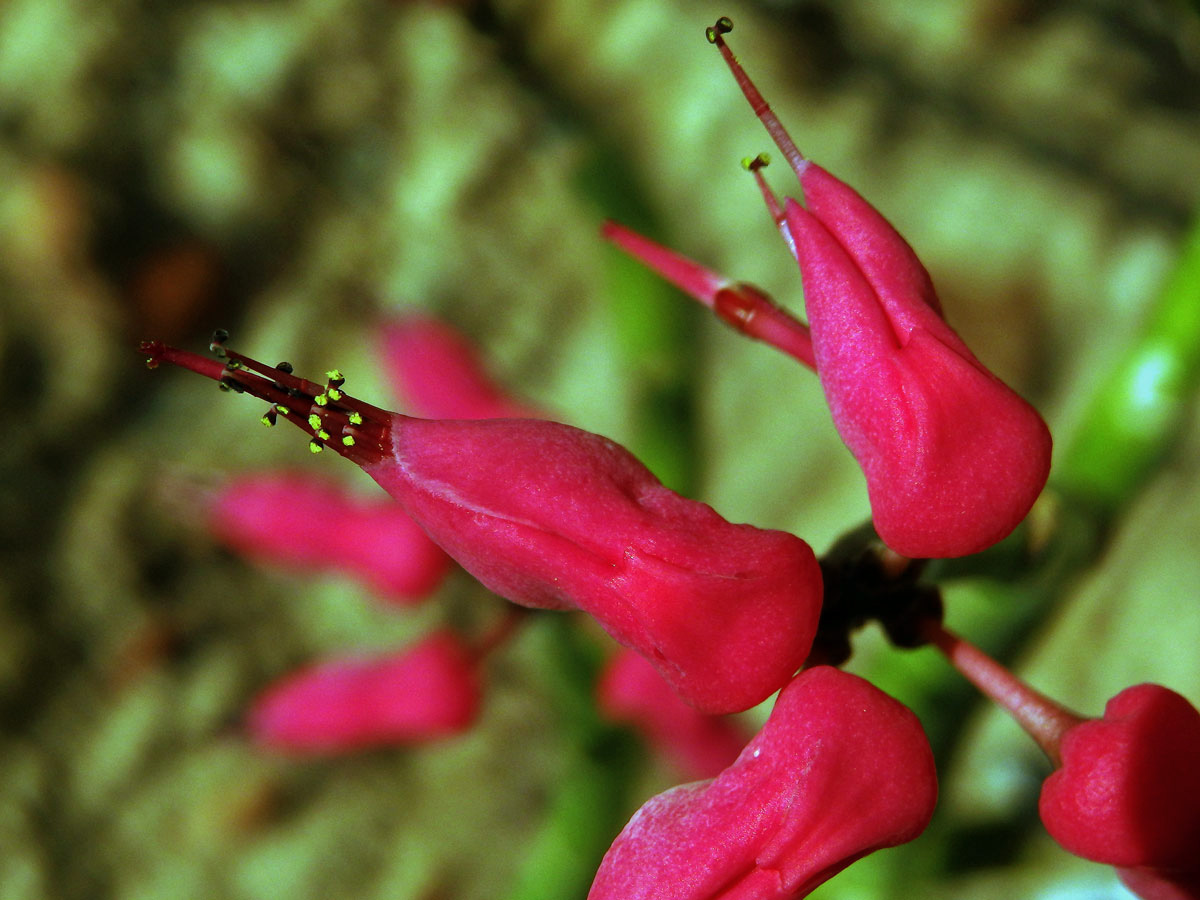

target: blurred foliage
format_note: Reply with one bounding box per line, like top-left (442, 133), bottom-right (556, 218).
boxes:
top-left (2, 0), bottom-right (1199, 899)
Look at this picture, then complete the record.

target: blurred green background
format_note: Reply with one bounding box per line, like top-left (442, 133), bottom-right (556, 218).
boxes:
top-left (2, 0), bottom-right (1200, 898)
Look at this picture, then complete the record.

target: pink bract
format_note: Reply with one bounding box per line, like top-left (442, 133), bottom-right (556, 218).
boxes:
top-left (140, 340), bottom-right (822, 715)
top-left (588, 666), bottom-right (938, 900)
top-left (785, 166), bottom-right (1052, 558)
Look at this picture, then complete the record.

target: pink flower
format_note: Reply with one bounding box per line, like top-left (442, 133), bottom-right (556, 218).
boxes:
top-left (782, 162), bottom-right (1052, 558)
top-left (140, 339), bottom-right (823, 715)
top-left (587, 666), bottom-right (938, 900)
top-left (597, 648), bottom-right (750, 780)
top-left (608, 18), bottom-right (1052, 559)
top-left (247, 630), bottom-right (482, 754)
top-left (379, 313), bottom-right (539, 420)
top-left (1039, 684), bottom-right (1200, 897)
top-left (209, 470), bottom-right (451, 604)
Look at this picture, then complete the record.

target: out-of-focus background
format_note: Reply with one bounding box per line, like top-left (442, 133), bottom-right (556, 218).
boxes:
top-left (2, 0), bottom-right (1199, 897)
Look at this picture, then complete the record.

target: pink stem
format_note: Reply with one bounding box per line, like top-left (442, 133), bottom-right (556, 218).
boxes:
top-left (602, 221), bottom-right (815, 370)
top-left (922, 621), bottom-right (1085, 767)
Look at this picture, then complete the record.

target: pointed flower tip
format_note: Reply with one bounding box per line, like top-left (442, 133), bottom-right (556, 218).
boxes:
top-left (247, 631), bottom-right (481, 754)
top-left (209, 471), bottom-right (450, 603)
top-left (1039, 684), bottom-right (1200, 873)
top-left (589, 667), bottom-right (937, 900)
top-left (367, 416), bottom-right (822, 715)
top-left (604, 220), bottom-right (815, 368)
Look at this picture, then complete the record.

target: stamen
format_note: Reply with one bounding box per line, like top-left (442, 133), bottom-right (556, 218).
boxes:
top-left (743, 154), bottom-right (797, 257)
top-left (707, 17), bottom-right (808, 181)
top-left (137, 337), bottom-right (396, 467)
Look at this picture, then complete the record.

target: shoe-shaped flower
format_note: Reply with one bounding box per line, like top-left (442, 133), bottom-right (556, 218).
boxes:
top-left (140, 337), bottom-right (822, 715)
top-left (588, 665), bottom-right (938, 900)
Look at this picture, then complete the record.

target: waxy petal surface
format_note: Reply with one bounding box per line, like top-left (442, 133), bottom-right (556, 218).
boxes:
top-left (786, 165), bottom-right (1052, 558)
top-left (1039, 684), bottom-right (1200, 870)
top-left (367, 416), bottom-right (822, 715)
top-left (588, 666), bottom-right (937, 899)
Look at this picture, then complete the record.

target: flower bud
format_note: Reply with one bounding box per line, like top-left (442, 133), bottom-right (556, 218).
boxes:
top-left (247, 631), bottom-right (481, 754)
top-left (209, 471), bottom-right (451, 604)
top-left (597, 648), bottom-right (750, 779)
top-left (1039, 683), bottom-right (1200, 872)
top-left (588, 666), bottom-right (938, 900)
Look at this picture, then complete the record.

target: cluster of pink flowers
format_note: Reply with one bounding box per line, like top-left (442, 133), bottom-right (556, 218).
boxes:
top-left (140, 16), bottom-right (1198, 899)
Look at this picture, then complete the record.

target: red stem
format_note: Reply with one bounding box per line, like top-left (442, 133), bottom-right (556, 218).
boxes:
top-left (922, 621), bottom-right (1085, 767)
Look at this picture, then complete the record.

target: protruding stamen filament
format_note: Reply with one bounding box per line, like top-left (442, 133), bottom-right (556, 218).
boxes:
top-left (743, 153), bottom-right (797, 258)
top-left (602, 220), bottom-right (815, 370)
top-left (138, 338), bottom-right (394, 467)
top-left (707, 17), bottom-right (809, 182)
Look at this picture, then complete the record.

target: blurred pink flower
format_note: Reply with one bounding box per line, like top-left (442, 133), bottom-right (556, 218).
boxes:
top-left (248, 630), bottom-right (481, 754)
top-left (379, 313), bottom-right (539, 420)
top-left (209, 470), bottom-right (450, 604)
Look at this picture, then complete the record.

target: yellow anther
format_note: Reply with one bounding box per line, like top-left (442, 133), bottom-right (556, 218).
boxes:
top-left (327, 388), bottom-right (342, 401)
top-left (309, 440), bottom-right (324, 454)
top-left (307, 413), bottom-right (322, 430)
top-left (317, 429), bottom-right (330, 441)
top-left (260, 414), bottom-right (274, 427)
top-left (314, 394), bottom-right (328, 406)
top-left (341, 435), bottom-right (356, 447)
top-left (275, 405), bottom-right (291, 416)
top-left (348, 411), bottom-right (363, 425)
top-left (325, 369), bottom-right (343, 382)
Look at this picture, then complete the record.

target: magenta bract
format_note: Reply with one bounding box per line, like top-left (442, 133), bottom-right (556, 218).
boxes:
top-left (786, 165), bottom-right (1052, 558)
top-left (1039, 683), bottom-right (1200, 871)
top-left (209, 471), bottom-right (451, 603)
top-left (588, 666), bottom-right (938, 900)
top-left (247, 631), bottom-right (481, 754)
top-left (368, 416), bottom-right (822, 715)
